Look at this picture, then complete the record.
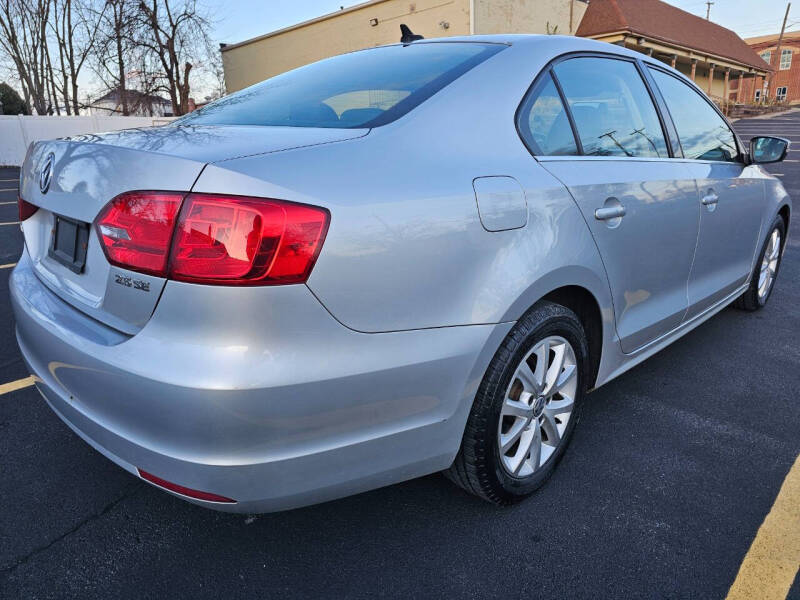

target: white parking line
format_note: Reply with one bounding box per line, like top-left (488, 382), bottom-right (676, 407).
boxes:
top-left (0, 221), bottom-right (20, 226)
top-left (0, 201), bottom-right (16, 205)
top-left (0, 188), bottom-right (18, 192)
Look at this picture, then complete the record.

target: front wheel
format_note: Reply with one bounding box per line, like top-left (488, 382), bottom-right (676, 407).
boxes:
top-left (735, 216), bottom-right (786, 311)
top-left (447, 301), bottom-right (588, 505)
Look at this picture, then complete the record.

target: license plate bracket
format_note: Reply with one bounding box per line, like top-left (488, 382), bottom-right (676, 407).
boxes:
top-left (49, 215), bottom-right (90, 274)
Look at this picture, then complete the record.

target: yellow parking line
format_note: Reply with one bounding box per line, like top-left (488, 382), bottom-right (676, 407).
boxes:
top-left (0, 263), bottom-right (16, 269)
top-left (0, 221), bottom-right (20, 226)
top-left (726, 454), bottom-right (800, 600)
top-left (0, 376), bottom-right (35, 396)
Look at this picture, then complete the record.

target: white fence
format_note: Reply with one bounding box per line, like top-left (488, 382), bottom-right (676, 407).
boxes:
top-left (0, 115), bottom-right (175, 166)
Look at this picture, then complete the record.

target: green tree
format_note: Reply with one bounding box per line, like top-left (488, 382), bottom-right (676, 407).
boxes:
top-left (0, 82), bottom-right (28, 115)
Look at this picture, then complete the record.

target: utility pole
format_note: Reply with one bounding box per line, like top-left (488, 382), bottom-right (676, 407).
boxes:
top-left (706, 1), bottom-right (714, 20)
top-left (768, 2), bottom-right (792, 99)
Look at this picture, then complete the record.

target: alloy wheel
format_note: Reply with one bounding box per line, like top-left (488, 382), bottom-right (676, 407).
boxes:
top-left (497, 335), bottom-right (578, 478)
top-left (758, 229), bottom-right (781, 301)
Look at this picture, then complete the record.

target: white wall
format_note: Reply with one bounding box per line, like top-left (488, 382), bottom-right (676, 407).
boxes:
top-left (0, 115), bottom-right (175, 166)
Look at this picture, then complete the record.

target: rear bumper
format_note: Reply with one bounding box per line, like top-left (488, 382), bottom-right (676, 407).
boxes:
top-left (10, 251), bottom-right (509, 512)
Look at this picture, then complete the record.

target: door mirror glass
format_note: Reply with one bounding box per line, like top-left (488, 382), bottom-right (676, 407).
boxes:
top-left (750, 136), bottom-right (789, 164)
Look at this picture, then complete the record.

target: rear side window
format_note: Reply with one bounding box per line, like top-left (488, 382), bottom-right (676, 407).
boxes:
top-left (649, 68), bottom-right (738, 162)
top-left (175, 42), bottom-right (505, 129)
top-left (553, 57), bottom-right (668, 158)
top-left (517, 72), bottom-right (579, 156)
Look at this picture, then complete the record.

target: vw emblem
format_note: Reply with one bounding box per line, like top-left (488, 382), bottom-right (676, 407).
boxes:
top-left (533, 395), bottom-right (546, 418)
top-left (39, 153), bottom-right (55, 194)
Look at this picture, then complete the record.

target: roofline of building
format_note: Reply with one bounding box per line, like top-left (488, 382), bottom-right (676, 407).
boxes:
top-left (588, 28), bottom-right (771, 72)
top-left (745, 30), bottom-right (800, 44)
top-left (220, 0), bottom-right (391, 52)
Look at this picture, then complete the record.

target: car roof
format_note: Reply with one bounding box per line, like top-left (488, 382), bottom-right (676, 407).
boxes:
top-left (409, 34), bottom-right (681, 75)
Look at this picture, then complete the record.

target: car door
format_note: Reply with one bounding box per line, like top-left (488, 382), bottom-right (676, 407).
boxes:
top-left (648, 67), bottom-right (768, 320)
top-left (519, 55), bottom-right (700, 353)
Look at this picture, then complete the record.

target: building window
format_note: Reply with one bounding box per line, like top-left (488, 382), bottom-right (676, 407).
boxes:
top-left (760, 50), bottom-right (772, 64)
top-left (780, 49), bottom-right (792, 70)
top-left (777, 86), bottom-right (788, 102)
top-left (755, 89), bottom-right (762, 102)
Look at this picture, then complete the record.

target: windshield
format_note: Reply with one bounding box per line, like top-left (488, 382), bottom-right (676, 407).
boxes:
top-left (175, 42), bottom-right (505, 129)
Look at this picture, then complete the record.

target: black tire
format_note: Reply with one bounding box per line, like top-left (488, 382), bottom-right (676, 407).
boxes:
top-left (446, 301), bottom-right (589, 505)
top-left (734, 215), bottom-right (786, 311)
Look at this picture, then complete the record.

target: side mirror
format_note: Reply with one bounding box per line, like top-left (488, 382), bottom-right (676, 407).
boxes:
top-left (749, 136), bottom-right (789, 164)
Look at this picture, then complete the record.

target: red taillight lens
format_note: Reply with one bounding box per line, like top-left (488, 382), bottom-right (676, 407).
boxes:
top-left (18, 197), bottom-right (38, 221)
top-left (169, 194), bottom-right (329, 285)
top-left (95, 191), bottom-right (184, 277)
top-left (137, 468), bottom-right (236, 503)
top-left (95, 191), bottom-right (329, 285)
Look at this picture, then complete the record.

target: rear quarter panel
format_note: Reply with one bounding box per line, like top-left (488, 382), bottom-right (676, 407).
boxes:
top-left (193, 38), bottom-right (616, 343)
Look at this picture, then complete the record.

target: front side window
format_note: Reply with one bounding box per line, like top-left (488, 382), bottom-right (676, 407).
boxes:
top-left (777, 86), bottom-right (788, 102)
top-left (755, 89), bottom-right (762, 101)
top-left (175, 42), bottom-right (505, 129)
top-left (649, 68), bottom-right (738, 162)
top-left (517, 72), bottom-right (579, 156)
top-left (780, 49), bottom-right (793, 70)
top-left (553, 57), bottom-right (668, 158)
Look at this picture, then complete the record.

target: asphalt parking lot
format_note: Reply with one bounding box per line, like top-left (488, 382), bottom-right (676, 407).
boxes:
top-left (1, 113), bottom-right (799, 600)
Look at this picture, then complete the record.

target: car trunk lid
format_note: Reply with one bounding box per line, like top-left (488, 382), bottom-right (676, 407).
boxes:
top-left (19, 125), bottom-right (366, 335)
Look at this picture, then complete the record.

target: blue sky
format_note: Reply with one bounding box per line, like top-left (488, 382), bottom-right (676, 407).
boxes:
top-left (211, 0), bottom-right (796, 46)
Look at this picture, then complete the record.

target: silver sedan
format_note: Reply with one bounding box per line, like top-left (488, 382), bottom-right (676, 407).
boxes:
top-left (10, 35), bottom-right (790, 512)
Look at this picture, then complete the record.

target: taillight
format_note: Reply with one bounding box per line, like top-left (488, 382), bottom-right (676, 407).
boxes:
top-left (95, 191), bottom-right (184, 277)
top-left (169, 194), bottom-right (329, 285)
top-left (18, 197), bottom-right (38, 221)
top-left (94, 191), bottom-right (329, 285)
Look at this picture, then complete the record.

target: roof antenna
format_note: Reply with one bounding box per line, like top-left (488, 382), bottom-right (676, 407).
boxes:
top-left (400, 24), bottom-right (424, 44)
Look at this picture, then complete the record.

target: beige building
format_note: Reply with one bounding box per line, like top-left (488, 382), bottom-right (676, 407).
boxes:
top-left (221, 0), bottom-right (589, 92)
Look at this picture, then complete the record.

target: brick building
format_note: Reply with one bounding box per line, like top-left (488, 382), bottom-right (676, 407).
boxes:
top-left (740, 31), bottom-right (800, 104)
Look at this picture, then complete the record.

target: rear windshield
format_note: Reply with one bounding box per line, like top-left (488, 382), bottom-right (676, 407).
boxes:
top-left (175, 42), bottom-right (505, 129)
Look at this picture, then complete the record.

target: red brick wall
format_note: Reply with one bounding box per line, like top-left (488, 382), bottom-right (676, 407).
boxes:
top-left (741, 38), bottom-right (800, 104)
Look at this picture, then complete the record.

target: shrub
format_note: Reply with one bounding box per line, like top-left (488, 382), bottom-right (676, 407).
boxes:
top-left (0, 83), bottom-right (29, 115)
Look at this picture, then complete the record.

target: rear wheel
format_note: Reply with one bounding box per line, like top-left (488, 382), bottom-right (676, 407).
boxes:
top-left (447, 301), bottom-right (588, 504)
top-left (735, 216), bottom-right (786, 311)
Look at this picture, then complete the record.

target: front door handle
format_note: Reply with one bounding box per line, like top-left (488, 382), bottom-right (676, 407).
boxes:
top-left (595, 205), bottom-right (627, 220)
top-left (701, 192), bottom-right (719, 206)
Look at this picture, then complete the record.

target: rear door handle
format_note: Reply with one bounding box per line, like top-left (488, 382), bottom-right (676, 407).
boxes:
top-left (594, 205), bottom-right (626, 220)
top-left (701, 192), bottom-right (719, 206)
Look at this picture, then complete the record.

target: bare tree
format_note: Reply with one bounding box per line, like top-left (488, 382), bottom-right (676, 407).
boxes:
top-left (0, 0), bottom-right (53, 114)
top-left (1, 0), bottom-right (219, 117)
top-left (51, 0), bottom-right (105, 114)
top-left (92, 0), bottom-right (139, 115)
top-left (137, 0), bottom-right (212, 115)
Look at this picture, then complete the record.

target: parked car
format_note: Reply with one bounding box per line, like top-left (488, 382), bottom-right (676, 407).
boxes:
top-left (11, 35), bottom-right (790, 512)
